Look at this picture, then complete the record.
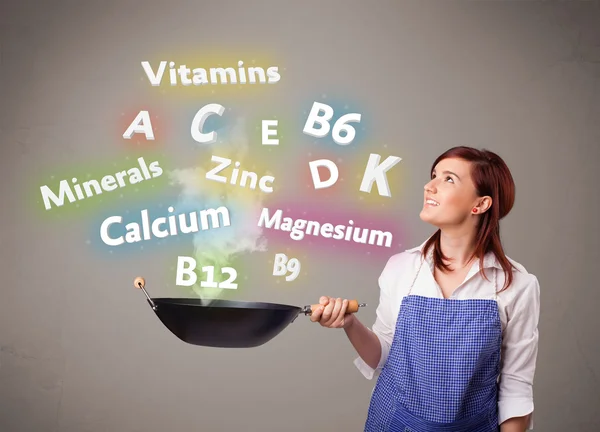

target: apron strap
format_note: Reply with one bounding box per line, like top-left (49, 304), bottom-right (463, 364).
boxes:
top-left (407, 255), bottom-right (425, 296)
top-left (408, 248), bottom-right (500, 301)
top-left (493, 266), bottom-right (499, 301)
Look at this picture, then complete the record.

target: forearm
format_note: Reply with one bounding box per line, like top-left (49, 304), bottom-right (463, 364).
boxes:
top-left (343, 315), bottom-right (382, 369)
top-left (500, 415), bottom-right (529, 432)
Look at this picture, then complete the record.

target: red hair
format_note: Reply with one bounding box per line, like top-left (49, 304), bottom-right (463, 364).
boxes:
top-left (422, 146), bottom-right (517, 292)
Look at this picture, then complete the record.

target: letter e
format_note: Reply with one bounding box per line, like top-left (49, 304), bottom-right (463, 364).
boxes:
top-left (262, 120), bottom-right (279, 145)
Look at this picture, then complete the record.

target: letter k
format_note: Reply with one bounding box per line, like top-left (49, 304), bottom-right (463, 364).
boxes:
top-left (359, 153), bottom-right (402, 197)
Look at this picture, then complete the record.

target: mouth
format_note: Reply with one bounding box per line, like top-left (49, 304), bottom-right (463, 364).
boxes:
top-left (425, 198), bottom-right (440, 207)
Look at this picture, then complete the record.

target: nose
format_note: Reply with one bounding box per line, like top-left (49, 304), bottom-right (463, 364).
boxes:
top-left (424, 179), bottom-right (436, 193)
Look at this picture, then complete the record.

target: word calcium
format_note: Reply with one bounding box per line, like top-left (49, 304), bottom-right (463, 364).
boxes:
top-left (100, 206), bottom-right (230, 247)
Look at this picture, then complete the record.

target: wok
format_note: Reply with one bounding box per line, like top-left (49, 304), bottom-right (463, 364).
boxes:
top-left (133, 277), bottom-right (366, 348)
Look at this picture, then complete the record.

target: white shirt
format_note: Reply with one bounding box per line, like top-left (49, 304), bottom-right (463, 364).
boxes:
top-left (354, 239), bottom-right (541, 429)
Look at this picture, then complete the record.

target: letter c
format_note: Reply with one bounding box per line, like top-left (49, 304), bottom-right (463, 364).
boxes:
top-left (152, 217), bottom-right (169, 238)
top-left (259, 175), bottom-right (275, 193)
top-left (100, 216), bottom-right (124, 246)
top-left (190, 103), bottom-right (225, 144)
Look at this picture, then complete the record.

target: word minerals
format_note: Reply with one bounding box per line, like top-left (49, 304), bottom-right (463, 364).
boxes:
top-left (40, 157), bottom-right (162, 210)
top-left (123, 101), bottom-right (402, 197)
top-left (175, 258), bottom-right (239, 289)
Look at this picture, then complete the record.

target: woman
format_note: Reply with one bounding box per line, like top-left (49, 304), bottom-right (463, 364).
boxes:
top-left (311, 146), bottom-right (540, 432)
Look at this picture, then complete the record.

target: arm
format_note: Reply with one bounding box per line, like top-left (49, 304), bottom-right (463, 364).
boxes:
top-left (498, 274), bottom-right (541, 431)
top-left (500, 415), bottom-right (531, 432)
top-left (313, 290), bottom-right (395, 379)
top-left (311, 253), bottom-right (404, 379)
top-left (349, 254), bottom-right (400, 378)
top-left (343, 315), bottom-right (382, 369)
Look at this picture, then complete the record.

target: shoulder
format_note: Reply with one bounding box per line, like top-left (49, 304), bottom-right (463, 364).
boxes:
top-left (499, 255), bottom-right (541, 305)
top-left (376, 247), bottom-right (422, 295)
top-left (384, 244), bottom-right (424, 270)
top-left (506, 256), bottom-right (539, 287)
top-left (378, 244), bottom-right (423, 281)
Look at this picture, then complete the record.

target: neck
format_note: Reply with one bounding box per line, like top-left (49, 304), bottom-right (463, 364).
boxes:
top-left (438, 227), bottom-right (478, 269)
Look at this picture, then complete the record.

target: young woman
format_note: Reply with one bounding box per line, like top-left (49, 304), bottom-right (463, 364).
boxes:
top-left (311, 146), bottom-right (540, 432)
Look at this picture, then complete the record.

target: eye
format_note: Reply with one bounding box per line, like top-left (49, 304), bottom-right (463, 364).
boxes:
top-left (446, 176), bottom-right (454, 183)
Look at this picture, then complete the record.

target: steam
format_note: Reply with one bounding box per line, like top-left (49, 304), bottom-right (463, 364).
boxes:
top-left (168, 117), bottom-right (268, 302)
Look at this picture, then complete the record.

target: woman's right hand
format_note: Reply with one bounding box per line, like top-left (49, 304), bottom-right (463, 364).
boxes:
top-left (310, 296), bottom-right (355, 329)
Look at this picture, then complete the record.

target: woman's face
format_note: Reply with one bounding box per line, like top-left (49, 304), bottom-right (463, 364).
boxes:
top-left (419, 157), bottom-right (486, 228)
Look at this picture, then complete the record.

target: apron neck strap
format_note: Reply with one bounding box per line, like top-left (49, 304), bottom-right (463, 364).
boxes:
top-left (407, 256), bottom-right (425, 296)
top-left (408, 253), bottom-right (500, 300)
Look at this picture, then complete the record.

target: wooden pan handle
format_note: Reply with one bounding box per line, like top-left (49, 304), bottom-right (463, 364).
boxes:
top-left (134, 277), bottom-right (146, 289)
top-left (309, 299), bottom-right (362, 314)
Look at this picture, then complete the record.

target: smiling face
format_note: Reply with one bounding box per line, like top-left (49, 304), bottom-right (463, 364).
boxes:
top-left (419, 157), bottom-right (491, 228)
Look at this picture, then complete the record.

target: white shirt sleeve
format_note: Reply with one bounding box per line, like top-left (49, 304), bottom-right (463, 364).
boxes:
top-left (498, 273), bottom-right (541, 429)
top-left (354, 254), bottom-right (403, 380)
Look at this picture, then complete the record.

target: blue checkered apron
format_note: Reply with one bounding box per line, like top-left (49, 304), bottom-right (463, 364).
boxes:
top-left (364, 258), bottom-right (502, 432)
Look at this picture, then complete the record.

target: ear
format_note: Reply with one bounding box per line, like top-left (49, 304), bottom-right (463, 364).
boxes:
top-left (473, 196), bottom-right (492, 214)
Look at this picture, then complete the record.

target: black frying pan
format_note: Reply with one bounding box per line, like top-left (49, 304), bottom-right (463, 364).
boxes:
top-left (134, 277), bottom-right (366, 348)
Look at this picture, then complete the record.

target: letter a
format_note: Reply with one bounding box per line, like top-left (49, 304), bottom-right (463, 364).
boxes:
top-left (123, 111), bottom-right (155, 140)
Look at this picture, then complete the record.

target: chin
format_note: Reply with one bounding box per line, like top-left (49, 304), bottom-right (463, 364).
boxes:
top-left (419, 210), bottom-right (433, 223)
top-left (419, 210), bottom-right (442, 228)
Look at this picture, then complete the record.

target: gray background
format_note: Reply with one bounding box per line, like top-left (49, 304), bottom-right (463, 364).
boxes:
top-left (1, 0), bottom-right (599, 431)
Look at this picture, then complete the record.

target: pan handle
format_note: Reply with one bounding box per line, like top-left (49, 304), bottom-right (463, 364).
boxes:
top-left (134, 276), bottom-right (157, 311)
top-left (301, 299), bottom-right (366, 315)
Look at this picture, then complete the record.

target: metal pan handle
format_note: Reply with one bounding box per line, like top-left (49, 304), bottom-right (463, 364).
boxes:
top-left (134, 276), bottom-right (157, 310)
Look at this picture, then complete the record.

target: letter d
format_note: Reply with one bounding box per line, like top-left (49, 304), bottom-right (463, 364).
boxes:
top-left (309, 159), bottom-right (339, 190)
